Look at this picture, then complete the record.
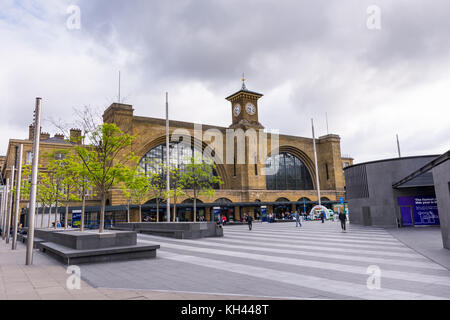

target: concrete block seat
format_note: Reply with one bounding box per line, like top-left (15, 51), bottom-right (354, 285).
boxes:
top-left (20, 234), bottom-right (46, 249)
top-left (39, 242), bottom-right (160, 265)
top-left (114, 222), bottom-right (224, 239)
top-left (37, 230), bottom-right (160, 265)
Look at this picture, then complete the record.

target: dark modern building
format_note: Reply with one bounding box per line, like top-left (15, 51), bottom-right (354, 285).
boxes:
top-left (344, 151), bottom-right (450, 250)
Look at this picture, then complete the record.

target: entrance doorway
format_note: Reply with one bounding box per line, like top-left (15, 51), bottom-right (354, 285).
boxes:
top-left (214, 198), bottom-right (234, 222)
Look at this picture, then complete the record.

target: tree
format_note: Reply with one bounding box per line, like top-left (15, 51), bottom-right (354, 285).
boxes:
top-left (148, 169), bottom-right (166, 222)
top-left (165, 166), bottom-right (186, 222)
top-left (64, 151), bottom-right (96, 231)
top-left (181, 155), bottom-right (223, 222)
top-left (43, 154), bottom-right (67, 229)
top-left (122, 166), bottom-right (151, 223)
top-left (144, 159), bottom-right (169, 222)
top-left (45, 150), bottom-right (75, 229)
top-left (73, 123), bottom-right (136, 233)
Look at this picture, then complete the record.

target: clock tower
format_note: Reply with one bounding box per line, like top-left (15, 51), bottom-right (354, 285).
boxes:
top-left (226, 77), bottom-right (264, 130)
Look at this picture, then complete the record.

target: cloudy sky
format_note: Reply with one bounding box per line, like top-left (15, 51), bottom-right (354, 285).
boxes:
top-left (1, 0), bottom-right (449, 163)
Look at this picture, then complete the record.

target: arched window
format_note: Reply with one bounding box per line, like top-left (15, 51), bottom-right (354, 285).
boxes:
top-left (138, 142), bottom-right (220, 189)
top-left (214, 198), bottom-right (233, 205)
top-left (266, 153), bottom-right (313, 190)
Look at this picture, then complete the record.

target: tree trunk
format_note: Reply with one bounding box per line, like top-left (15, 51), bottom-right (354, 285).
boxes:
top-left (99, 193), bottom-right (106, 233)
top-left (81, 193), bottom-right (86, 232)
top-left (127, 201), bottom-right (130, 223)
top-left (54, 199), bottom-right (58, 229)
top-left (48, 204), bottom-right (52, 229)
top-left (193, 192), bottom-right (197, 223)
top-left (172, 194), bottom-right (176, 222)
top-left (65, 204), bottom-right (69, 230)
top-left (40, 204), bottom-right (45, 229)
top-left (156, 198), bottom-right (159, 222)
top-left (139, 205), bottom-right (142, 222)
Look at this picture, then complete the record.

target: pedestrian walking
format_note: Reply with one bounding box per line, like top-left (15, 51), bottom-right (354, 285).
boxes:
top-left (246, 214), bottom-right (253, 231)
top-left (339, 211), bottom-right (347, 232)
top-left (321, 211), bottom-right (325, 223)
top-left (295, 211), bottom-right (302, 228)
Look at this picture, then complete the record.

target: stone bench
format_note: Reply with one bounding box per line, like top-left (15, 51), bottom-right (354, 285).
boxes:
top-left (20, 234), bottom-right (46, 249)
top-left (114, 222), bottom-right (224, 239)
top-left (39, 241), bottom-right (160, 265)
top-left (138, 228), bottom-right (186, 239)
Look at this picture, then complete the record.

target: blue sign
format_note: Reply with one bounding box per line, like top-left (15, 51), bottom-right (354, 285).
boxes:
top-left (213, 207), bottom-right (221, 222)
top-left (339, 197), bottom-right (344, 204)
top-left (398, 196), bottom-right (440, 226)
top-left (261, 206), bottom-right (267, 222)
top-left (72, 211), bottom-right (82, 228)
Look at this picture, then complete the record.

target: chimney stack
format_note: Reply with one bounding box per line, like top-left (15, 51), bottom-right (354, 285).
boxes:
top-left (70, 128), bottom-right (82, 144)
top-left (54, 133), bottom-right (65, 140)
top-left (29, 124), bottom-right (34, 140)
top-left (40, 132), bottom-right (50, 141)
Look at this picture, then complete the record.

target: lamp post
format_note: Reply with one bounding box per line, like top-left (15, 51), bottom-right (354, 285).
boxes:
top-left (166, 92), bottom-right (171, 223)
top-left (5, 165), bottom-right (15, 244)
top-left (311, 119), bottom-right (321, 208)
top-left (12, 144), bottom-right (23, 250)
top-left (1, 179), bottom-right (9, 240)
top-left (26, 98), bottom-right (42, 265)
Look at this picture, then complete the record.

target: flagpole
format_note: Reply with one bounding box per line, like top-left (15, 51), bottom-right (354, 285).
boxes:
top-left (166, 92), bottom-right (171, 222)
top-left (5, 165), bottom-right (15, 244)
top-left (1, 178), bottom-right (10, 240)
top-left (311, 119), bottom-right (321, 207)
top-left (12, 144), bottom-right (23, 250)
top-left (26, 98), bottom-right (41, 265)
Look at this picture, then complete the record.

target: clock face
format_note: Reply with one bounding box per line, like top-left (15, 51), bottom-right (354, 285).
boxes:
top-left (246, 103), bottom-right (256, 115)
top-left (234, 104), bottom-right (241, 116)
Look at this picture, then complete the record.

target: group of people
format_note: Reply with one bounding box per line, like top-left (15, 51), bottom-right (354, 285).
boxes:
top-left (214, 210), bottom-right (348, 232)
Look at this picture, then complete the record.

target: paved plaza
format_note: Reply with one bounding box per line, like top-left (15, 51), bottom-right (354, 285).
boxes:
top-left (1, 221), bottom-right (450, 300)
top-left (80, 221), bottom-right (450, 300)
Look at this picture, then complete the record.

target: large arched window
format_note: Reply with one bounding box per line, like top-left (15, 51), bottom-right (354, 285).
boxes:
top-left (138, 142), bottom-right (220, 188)
top-left (266, 152), bottom-right (314, 190)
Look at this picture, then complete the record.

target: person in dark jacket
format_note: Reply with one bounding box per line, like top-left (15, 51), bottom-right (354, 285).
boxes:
top-left (339, 212), bottom-right (347, 232)
top-left (246, 214), bottom-right (253, 231)
top-left (321, 211), bottom-right (325, 223)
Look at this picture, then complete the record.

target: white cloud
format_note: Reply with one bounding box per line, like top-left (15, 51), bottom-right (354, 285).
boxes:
top-left (0, 0), bottom-right (449, 164)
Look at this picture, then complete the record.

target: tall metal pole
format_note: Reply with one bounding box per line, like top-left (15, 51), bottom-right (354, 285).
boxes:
top-left (1, 179), bottom-right (9, 239)
top-left (311, 119), bottom-right (321, 207)
top-left (396, 134), bottom-right (401, 158)
top-left (5, 165), bottom-right (15, 244)
top-left (12, 144), bottom-right (23, 250)
top-left (326, 112), bottom-right (329, 135)
top-left (0, 187), bottom-right (4, 237)
top-left (26, 98), bottom-right (42, 265)
top-left (166, 92), bottom-right (171, 222)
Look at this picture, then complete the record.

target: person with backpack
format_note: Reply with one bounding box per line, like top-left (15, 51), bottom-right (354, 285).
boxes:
top-left (339, 211), bottom-right (347, 232)
top-left (246, 214), bottom-right (253, 231)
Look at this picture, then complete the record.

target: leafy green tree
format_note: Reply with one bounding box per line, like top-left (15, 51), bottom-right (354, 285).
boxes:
top-left (148, 170), bottom-right (166, 222)
top-left (164, 166), bottom-right (186, 222)
top-left (181, 155), bottom-right (223, 222)
top-left (144, 159), bottom-right (169, 222)
top-left (64, 151), bottom-right (96, 231)
top-left (122, 166), bottom-right (151, 222)
top-left (43, 154), bottom-right (67, 229)
top-left (73, 123), bottom-right (136, 233)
